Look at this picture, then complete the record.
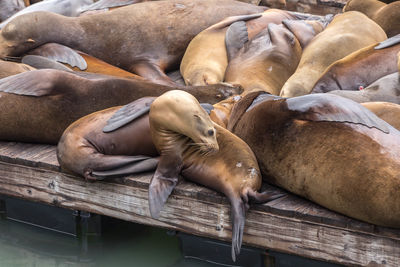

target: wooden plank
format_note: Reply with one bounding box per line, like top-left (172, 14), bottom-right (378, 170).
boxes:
top-left (0, 161), bottom-right (399, 266)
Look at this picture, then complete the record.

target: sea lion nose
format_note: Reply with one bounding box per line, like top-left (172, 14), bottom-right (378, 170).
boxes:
top-left (208, 129), bottom-right (214, 136)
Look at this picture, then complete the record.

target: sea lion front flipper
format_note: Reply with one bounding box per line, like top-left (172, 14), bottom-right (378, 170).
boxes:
top-left (79, 0), bottom-right (137, 13)
top-left (28, 43), bottom-right (87, 70)
top-left (130, 61), bottom-right (176, 86)
top-left (148, 153), bottom-right (182, 219)
top-left (103, 97), bottom-right (156, 133)
top-left (230, 196), bottom-right (246, 262)
top-left (286, 93), bottom-right (391, 133)
top-left (226, 21), bottom-right (249, 62)
top-left (208, 13), bottom-right (261, 31)
top-left (21, 55), bottom-right (72, 72)
top-left (375, 34), bottom-right (400, 49)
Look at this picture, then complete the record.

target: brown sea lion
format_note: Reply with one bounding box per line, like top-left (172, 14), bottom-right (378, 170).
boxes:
top-left (0, 0), bottom-right (265, 86)
top-left (27, 43), bottom-right (144, 79)
top-left (0, 69), bottom-right (241, 144)
top-left (228, 91), bottom-right (400, 228)
top-left (0, 59), bottom-right (36, 78)
top-left (328, 72), bottom-right (400, 104)
top-left (311, 40), bottom-right (400, 93)
top-left (279, 11), bottom-right (387, 98)
top-left (57, 90), bottom-right (281, 261)
top-left (362, 101), bottom-right (400, 130)
top-left (224, 20), bottom-right (323, 95)
top-left (210, 95), bottom-right (243, 128)
top-left (180, 9), bottom-right (321, 86)
top-left (343, 0), bottom-right (400, 37)
top-left (0, 0), bottom-right (25, 22)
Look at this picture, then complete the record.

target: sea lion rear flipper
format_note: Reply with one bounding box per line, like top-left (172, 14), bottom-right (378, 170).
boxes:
top-left (130, 61), bottom-right (176, 86)
top-left (247, 189), bottom-right (286, 203)
top-left (282, 19), bottom-right (321, 48)
top-left (286, 93), bottom-right (391, 133)
top-left (103, 97), bottom-right (156, 133)
top-left (208, 13), bottom-right (261, 31)
top-left (148, 154), bottom-right (182, 219)
top-left (375, 34), bottom-right (400, 49)
top-left (28, 43), bottom-right (87, 70)
top-left (225, 21), bottom-right (249, 61)
top-left (22, 55), bottom-right (72, 72)
top-left (230, 197), bottom-right (246, 262)
top-left (90, 157), bottom-right (159, 179)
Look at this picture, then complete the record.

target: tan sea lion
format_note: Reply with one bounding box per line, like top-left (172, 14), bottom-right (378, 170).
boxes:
top-left (228, 91), bottom-right (400, 228)
top-left (224, 20), bottom-right (323, 95)
top-left (311, 40), bottom-right (400, 93)
top-left (279, 11), bottom-right (387, 98)
top-left (328, 72), bottom-right (400, 104)
top-left (0, 0), bottom-right (25, 22)
top-left (57, 90), bottom-right (281, 261)
top-left (0, 60), bottom-right (36, 78)
top-left (362, 101), bottom-right (400, 130)
top-left (343, 0), bottom-right (400, 37)
top-left (0, 69), bottom-right (241, 144)
top-left (0, 0), bottom-right (265, 86)
top-left (209, 95), bottom-right (243, 128)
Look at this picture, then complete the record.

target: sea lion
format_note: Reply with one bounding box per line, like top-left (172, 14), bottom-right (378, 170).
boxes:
top-left (311, 40), bottom-right (400, 93)
top-left (228, 91), bottom-right (400, 228)
top-left (279, 11), bottom-right (387, 98)
top-left (210, 95), bottom-right (243, 128)
top-left (27, 43), bottom-right (144, 79)
top-left (343, 0), bottom-right (400, 37)
top-left (0, 0), bottom-right (265, 86)
top-left (0, 59), bottom-right (36, 79)
top-left (0, 69), bottom-right (241, 144)
top-left (328, 72), bottom-right (400, 104)
top-left (57, 90), bottom-right (281, 261)
top-left (0, 0), bottom-right (25, 22)
top-left (224, 20), bottom-right (323, 95)
top-left (0, 0), bottom-right (94, 29)
top-left (362, 101), bottom-right (400, 130)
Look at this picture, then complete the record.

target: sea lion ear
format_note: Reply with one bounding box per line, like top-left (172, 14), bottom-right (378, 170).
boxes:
top-left (28, 43), bottom-right (87, 70)
top-left (286, 93), bottom-right (391, 133)
top-left (375, 34), bottom-right (400, 49)
top-left (103, 97), bottom-right (156, 133)
top-left (225, 21), bottom-right (249, 61)
top-left (282, 19), bottom-right (318, 48)
top-left (21, 55), bottom-right (72, 71)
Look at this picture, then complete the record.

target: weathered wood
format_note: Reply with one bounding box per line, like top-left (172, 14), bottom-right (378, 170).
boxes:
top-left (0, 142), bottom-right (398, 266)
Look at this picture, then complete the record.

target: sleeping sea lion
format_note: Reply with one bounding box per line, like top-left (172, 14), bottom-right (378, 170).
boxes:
top-left (57, 90), bottom-right (282, 262)
top-left (228, 91), bottom-right (400, 228)
top-left (0, 0), bottom-right (25, 22)
top-left (328, 72), bottom-right (400, 104)
top-left (180, 9), bottom-right (302, 86)
top-left (362, 101), bottom-right (400, 130)
top-left (343, 0), bottom-right (400, 37)
top-left (0, 69), bottom-right (241, 144)
top-left (224, 20), bottom-right (323, 95)
top-left (0, 59), bottom-right (36, 79)
top-left (0, 0), bottom-right (265, 86)
top-left (279, 11), bottom-right (386, 97)
top-left (0, 0), bottom-right (94, 29)
top-left (311, 39), bottom-right (400, 93)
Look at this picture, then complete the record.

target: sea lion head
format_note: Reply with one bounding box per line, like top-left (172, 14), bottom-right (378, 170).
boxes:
top-left (150, 90), bottom-right (219, 153)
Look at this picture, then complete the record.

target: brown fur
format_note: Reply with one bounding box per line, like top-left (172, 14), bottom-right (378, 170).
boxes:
top-left (362, 101), bottom-right (400, 130)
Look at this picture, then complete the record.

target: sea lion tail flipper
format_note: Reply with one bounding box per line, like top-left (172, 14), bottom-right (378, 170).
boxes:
top-left (28, 43), bottom-right (87, 70)
top-left (375, 34), bottom-right (400, 49)
top-left (247, 189), bottom-right (286, 204)
top-left (22, 55), bottom-right (73, 72)
top-left (230, 197), bottom-right (246, 262)
top-left (225, 21), bottom-right (249, 62)
top-left (148, 154), bottom-right (182, 219)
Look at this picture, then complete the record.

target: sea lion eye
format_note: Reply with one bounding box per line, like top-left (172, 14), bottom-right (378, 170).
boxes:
top-left (208, 129), bottom-right (214, 136)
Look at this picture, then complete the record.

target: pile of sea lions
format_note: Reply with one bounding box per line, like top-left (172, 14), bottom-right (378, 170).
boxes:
top-left (0, 0), bottom-right (400, 262)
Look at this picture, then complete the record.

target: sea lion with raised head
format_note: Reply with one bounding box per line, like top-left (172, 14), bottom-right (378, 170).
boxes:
top-left (362, 101), bottom-right (400, 130)
top-left (343, 0), bottom-right (400, 37)
top-left (328, 72), bottom-right (400, 104)
top-left (0, 0), bottom-right (25, 22)
top-left (228, 91), bottom-right (400, 228)
top-left (57, 90), bottom-right (282, 262)
top-left (311, 39), bottom-right (400, 93)
top-left (224, 20), bottom-right (323, 95)
top-left (279, 11), bottom-right (386, 98)
top-left (0, 69), bottom-right (241, 144)
top-left (0, 0), bottom-right (265, 86)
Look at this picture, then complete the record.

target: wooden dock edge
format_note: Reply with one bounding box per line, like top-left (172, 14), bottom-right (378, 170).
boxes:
top-left (0, 160), bottom-right (398, 266)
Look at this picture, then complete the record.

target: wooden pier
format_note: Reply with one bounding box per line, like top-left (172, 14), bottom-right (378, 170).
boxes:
top-left (0, 141), bottom-right (398, 266)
